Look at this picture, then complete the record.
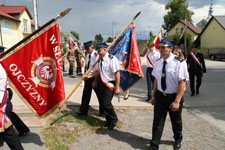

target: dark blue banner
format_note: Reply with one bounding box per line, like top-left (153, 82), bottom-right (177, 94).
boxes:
top-left (108, 27), bottom-right (142, 91)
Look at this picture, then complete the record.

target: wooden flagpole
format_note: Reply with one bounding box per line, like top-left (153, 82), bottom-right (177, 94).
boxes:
top-left (0, 8), bottom-right (72, 60)
top-left (179, 20), bottom-right (188, 41)
top-left (58, 11), bottom-right (141, 109)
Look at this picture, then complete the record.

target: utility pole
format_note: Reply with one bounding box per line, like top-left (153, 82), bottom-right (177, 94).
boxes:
top-left (0, 20), bottom-right (3, 46)
top-left (33, 0), bottom-right (38, 30)
top-left (112, 22), bottom-right (117, 39)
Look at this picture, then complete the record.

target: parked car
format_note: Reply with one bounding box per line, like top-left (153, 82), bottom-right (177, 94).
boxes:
top-left (209, 49), bottom-right (225, 60)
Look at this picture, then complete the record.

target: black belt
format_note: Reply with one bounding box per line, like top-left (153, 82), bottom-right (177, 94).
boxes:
top-left (157, 90), bottom-right (176, 97)
top-left (109, 81), bottom-right (115, 86)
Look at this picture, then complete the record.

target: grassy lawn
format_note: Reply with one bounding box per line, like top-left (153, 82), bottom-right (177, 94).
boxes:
top-left (41, 106), bottom-right (107, 150)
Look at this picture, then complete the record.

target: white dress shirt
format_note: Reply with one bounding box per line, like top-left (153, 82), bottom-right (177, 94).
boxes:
top-left (0, 64), bottom-right (7, 104)
top-left (152, 54), bottom-right (189, 94)
top-left (85, 50), bottom-right (99, 75)
top-left (146, 50), bottom-right (160, 68)
top-left (97, 53), bottom-right (120, 90)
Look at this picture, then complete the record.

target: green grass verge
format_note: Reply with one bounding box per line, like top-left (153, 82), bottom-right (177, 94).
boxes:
top-left (42, 110), bottom-right (106, 150)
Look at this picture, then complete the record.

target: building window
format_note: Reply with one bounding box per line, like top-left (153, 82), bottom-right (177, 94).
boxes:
top-left (23, 19), bottom-right (28, 32)
top-left (1, 20), bottom-right (11, 34)
top-left (176, 28), bottom-right (179, 33)
top-left (181, 28), bottom-right (184, 33)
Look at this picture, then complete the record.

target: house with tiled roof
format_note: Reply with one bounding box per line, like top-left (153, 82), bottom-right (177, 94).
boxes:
top-left (196, 16), bottom-right (225, 56)
top-left (0, 5), bottom-right (34, 49)
top-left (167, 19), bottom-right (202, 42)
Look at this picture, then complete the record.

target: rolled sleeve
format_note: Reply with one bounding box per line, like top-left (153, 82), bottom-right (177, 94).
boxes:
top-left (111, 58), bottom-right (120, 73)
top-left (178, 61), bottom-right (189, 81)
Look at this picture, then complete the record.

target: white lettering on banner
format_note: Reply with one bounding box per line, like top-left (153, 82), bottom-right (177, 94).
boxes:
top-left (53, 46), bottom-right (62, 66)
top-left (49, 34), bottom-right (57, 44)
top-left (50, 34), bottom-right (63, 70)
top-left (9, 64), bottom-right (47, 106)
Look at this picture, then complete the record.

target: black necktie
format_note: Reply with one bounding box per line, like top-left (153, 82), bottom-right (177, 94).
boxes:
top-left (100, 58), bottom-right (103, 70)
top-left (85, 54), bottom-right (91, 72)
top-left (161, 60), bottom-right (167, 91)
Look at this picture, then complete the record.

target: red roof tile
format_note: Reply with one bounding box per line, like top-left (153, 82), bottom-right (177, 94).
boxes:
top-left (180, 20), bottom-right (202, 34)
top-left (0, 5), bottom-right (33, 19)
top-left (0, 9), bottom-right (20, 21)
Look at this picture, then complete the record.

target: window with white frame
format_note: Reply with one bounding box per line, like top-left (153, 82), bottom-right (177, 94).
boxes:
top-left (1, 20), bottom-right (11, 34)
top-left (23, 19), bottom-right (28, 32)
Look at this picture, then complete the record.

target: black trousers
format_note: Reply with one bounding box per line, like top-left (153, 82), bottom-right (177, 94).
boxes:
top-left (151, 90), bottom-right (183, 148)
top-left (69, 65), bottom-right (74, 75)
top-left (99, 81), bottom-right (118, 124)
top-left (6, 89), bottom-right (30, 136)
top-left (80, 78), bottom-right (104, 114)
top-left (189, 72), bottom-right (202, 93)
top-left (0, 125), bottom-right (24, 150)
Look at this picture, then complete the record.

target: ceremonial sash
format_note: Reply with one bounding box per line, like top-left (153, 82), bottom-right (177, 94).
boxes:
top-left (146, 53), bottom-right (154, 68)
top-left (98, 63), bottom-right (115, 91)
top-left (190, 52), bottom-right (202, 68)
top-left (0, 79), bottom-right (12, 132)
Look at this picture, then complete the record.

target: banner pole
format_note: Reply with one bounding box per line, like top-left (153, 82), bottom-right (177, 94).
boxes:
top-left (0, 8), bottom-right (72, 60)
top-left (58, 11), bottom-right (141, 109)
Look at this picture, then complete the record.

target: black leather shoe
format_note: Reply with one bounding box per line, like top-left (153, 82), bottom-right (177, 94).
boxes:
top-left (69, 75), bottom-right (76, 78)
top-left (148, 145), bottom-right (158, 150)
top-left (173, 142), bottom-right (181, 150)
top-left (108, 120), bottom-right (118, 130)
top-left (146, 98), bottom-right (151, 101)
top-left (191, 92), bottom-right (195, 96)
top-left (76, 112), bottom-right (87, 116)
top-left (196, 90), bottom-right (199, 95)
top-left (0, 141), bottom-right (3, 147)
top-left (102, 122), bottom-right (110, 128)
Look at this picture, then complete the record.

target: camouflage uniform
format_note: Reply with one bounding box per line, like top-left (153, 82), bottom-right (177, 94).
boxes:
top-left (67, 47), bottom-right (76, 77)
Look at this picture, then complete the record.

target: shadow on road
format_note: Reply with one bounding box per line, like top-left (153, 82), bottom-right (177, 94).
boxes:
top-left (96, 128), bottom-right (173, 150)
top-left (20, 131), bottom-right (44, 146)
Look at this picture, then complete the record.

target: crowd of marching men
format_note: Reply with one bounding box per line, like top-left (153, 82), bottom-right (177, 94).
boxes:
top-left (61, 38), bottom-right (206, 150)
top-left (0, 36), bottom-right (206, 149)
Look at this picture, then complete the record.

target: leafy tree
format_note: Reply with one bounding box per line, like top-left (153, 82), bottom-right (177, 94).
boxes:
top-left (106, 37), bottom-right (113, 43)
top-left (163, 0), bottom-right (194, 31)
top-left (70, 31), bottom-right (80, 41)
top-left (94, 34), bottom-right (104, 43)
top-left (149, 31), bottom-right (155, 42)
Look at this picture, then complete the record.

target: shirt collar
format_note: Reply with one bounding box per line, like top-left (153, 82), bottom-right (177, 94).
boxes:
top-left (164, 53), bottom-right (175, 63)
top-left (102, 52), bottom-right (108, 61)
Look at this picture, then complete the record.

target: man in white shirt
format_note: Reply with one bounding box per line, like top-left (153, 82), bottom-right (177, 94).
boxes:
top-left (76, 41), bottom-right (103, 116)
top-left (86, 43), bottom-right (120, 130)
top-left (149, 39), bottom-right (189, 150)
top-left (146, 42), bottom-right (160, 101)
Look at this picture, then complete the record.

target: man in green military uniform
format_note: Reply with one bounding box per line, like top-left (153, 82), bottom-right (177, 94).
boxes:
top-left (67, 45), bottom-right (76, 78)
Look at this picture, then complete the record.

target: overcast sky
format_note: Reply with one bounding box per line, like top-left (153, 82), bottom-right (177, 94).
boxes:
top-left (1, 0), bottom-right (225, 42)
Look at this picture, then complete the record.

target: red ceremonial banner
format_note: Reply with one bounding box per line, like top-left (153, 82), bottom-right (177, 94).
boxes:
top-left (0, 23), bottom-right (65, 118)
top-left (128, 25), bottom-right (144, 76)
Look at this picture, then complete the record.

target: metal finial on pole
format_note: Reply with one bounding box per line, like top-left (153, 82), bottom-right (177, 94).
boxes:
top-left (0, 8), bottom-right (72, 60)
top-left (59, 8), bottom-right (72, 18)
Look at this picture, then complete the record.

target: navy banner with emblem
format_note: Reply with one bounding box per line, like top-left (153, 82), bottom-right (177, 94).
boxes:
top-left (108, 24), bottom-right (144, 91)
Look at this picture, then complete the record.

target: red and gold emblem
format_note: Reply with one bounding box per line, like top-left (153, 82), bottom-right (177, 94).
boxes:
top-left (31, 56), bottom-right (57, 88)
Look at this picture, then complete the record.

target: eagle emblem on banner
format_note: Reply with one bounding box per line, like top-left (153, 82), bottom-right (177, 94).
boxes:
top-left (31, 56), bottom-right (57, 89)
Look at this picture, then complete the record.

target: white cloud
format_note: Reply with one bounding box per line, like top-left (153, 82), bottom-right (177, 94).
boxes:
top-left (191, 4), bottom-right (225, 25)
top-left (2, 0), bottom-right (225, 42)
